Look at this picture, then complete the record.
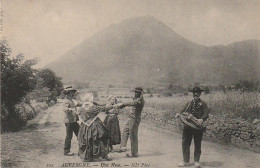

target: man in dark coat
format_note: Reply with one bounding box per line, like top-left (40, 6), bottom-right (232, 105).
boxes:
top-left (175, 86), bottom-right (209, 168)
top-left (62, 86), bottom-right (80, 156)
top-left (116, 87), bottom-right (145, 157)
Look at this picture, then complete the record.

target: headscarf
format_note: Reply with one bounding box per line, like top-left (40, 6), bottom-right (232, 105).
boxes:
top-left (82, 92), bottom-right (94, 103)
top-left (81, 92), bottom-right (94, 110)
top-left (107, 95), bottom-right (118, 105)
top-left (106, 95), bottom-right (118, 114)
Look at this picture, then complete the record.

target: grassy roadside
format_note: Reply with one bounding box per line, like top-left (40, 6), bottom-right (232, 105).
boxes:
top-left (1, 104), bottom-right (58, 167)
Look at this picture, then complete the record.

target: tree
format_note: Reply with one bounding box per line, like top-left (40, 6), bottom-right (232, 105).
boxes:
top-left (1, 40), bottom-right (38, 131)
top-left (168, 83), bottom-right (173, 90)
top-left (235, 80), bottom-right (259, 92)
top-left (1, 40), bottom-right (37, 109)
top-left (36, 69), bottom-right (63, 103)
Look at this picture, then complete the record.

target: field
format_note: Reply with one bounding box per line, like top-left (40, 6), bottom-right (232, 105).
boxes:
top-left (78, 87), bottom-right (260, 123)
top-left (85, 88), bottom-right (260, 150)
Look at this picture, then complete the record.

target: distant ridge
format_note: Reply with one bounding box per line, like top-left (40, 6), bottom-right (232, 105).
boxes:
top-left (46, 16), bottom-right (260, 86)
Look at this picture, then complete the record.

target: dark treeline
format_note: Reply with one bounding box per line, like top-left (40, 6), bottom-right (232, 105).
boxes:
top-left (1, 40), bottom-right (63, 132)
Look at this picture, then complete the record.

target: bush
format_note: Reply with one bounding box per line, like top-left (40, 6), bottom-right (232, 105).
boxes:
top-left (183, 92), bottom-right (188, 96)
top-left (108, 84), bottom-right (114, 88)
top-left (235, 80), bottom-right (259, 92)
top-left (1, 40), bottom-right (63, 132)
top-left (146, 87), bottom-right (152, 94)
top-left (163, 91), bottom-right (172, 97)
top-left (1, 40), bottom-right (38, 131)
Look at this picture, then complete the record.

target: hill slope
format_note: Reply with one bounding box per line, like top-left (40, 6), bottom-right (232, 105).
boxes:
top-left (46, 16), bottom-right (260, 86)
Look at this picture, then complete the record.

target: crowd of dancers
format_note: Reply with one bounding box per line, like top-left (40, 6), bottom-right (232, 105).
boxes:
top-left (62, 86), bottom-right (208, 168)
top-left (62, 86), bottom-right (145, 162)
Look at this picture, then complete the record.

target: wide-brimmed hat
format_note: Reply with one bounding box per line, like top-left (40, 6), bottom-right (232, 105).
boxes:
top-left (190, 86), bottom-right (204, 93)
top-left (63, 86), bottom-right (77, 94)
top-left (131, 87), bottom-right (145, 93)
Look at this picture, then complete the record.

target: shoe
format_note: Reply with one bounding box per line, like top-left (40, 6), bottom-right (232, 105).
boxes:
top-left (109, 146), bottom-right (114, 152)
top-left (110, 149), bottom-right (115, 153)
top-left (177, 162), bottom-right (190, 167)
top-left (194, 162), bottom-right (201, 168)
top-left (64, 152), bottom-right (74, 156)
top-left (114, 147), bottom-right (126, 153)
top-left (83, 158), bottom-right (93, 162)
top-left (102, 155), bottom-right (112, 161)
top-left (126, 153), bottom-right (139, 157)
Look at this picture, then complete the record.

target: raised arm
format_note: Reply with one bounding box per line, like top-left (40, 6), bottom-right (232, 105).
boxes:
top-left (99, 105), bottom-right (114, 112)
top-left (123, 98), bottom-right (142, 107)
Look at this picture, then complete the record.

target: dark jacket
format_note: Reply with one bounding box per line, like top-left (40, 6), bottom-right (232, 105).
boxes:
top-left (124, 97), bottom-right (145, 119)
top-left (63, 96), bottom-right (79, 123)
top-left (181, 98), bottom-right (209, 121)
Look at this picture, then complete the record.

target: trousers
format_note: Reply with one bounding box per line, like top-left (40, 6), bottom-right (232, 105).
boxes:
top-left (182, 126), bottom-right (203, 163)
top-left (120, 117), bottom-right (141, 155)
top-left (64, 122), bottom-right (80, 154)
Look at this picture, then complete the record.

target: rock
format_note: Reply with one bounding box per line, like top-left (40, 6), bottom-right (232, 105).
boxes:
top-left (255, 139), bottom-right (260, 146)
top-left (240, 133), bottom-right (250, 140)
top-left (253, 119), bottom-right (260, 125)
top-left (240, 126), bottom-right (248, 132)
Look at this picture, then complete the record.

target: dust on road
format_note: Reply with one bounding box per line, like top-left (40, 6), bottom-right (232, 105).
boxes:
top-left (1, 101), bottom-right (260, 168)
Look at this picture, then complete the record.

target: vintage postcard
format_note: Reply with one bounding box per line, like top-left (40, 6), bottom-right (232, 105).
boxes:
top-left (1, 0), bottom-right (260, 168)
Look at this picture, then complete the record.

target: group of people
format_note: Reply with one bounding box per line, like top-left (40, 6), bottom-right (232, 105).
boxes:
top-left (62, 86), bottom-right (145, 162)
top-left (62, 85), bottom-right (208, 168)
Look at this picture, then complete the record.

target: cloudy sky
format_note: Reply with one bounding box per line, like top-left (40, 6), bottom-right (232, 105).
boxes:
top-left (2, 0), bottom-right (260, 67)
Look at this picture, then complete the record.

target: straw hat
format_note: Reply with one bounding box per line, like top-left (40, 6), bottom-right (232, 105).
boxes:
top-left (63, 86), bottom-right (77, 94)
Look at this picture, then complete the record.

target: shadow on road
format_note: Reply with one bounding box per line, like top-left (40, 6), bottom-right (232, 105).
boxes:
top-left (138, 152), bottom-right (167, 158)
top-left (201, 161), bottom-right (223, 167)
top-left (25, 121), bottom-right (60, 131)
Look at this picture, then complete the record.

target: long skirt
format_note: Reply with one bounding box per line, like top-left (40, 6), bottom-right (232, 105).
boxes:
top-left (103, 115), bottom-right (121, 145)
top-left (78, 118), bottom-right (110, 160)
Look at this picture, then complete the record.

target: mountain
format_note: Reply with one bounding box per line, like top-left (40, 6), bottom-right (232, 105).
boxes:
top-left (46, 16), bottom-right (260, 86)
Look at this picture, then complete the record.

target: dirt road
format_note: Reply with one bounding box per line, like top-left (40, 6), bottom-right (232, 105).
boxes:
top-left (1, 101), bottom-right (260, 168)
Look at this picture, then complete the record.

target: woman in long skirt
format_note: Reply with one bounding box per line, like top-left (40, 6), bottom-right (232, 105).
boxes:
top-left (103, 96), bottom-right (121, 151)
top-left (77, 95), bottom-right (120, 162)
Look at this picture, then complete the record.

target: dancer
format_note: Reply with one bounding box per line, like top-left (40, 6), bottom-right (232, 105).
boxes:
top-left (77, 93), bottom-right (123, 162)
top-left (104, 96), bottom-right (121, 152)
top-left (116, 87), bottom-right (145, 157)
top-left (62, 86), bottom-right (80, 156)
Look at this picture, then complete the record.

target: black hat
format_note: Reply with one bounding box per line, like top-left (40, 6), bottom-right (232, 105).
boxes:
top-left (190, 86), bottom-right (204, 93)
top-left (63, 86), bottom-right (77, 94)
top-left (131, 87), bottom-right (145, 93)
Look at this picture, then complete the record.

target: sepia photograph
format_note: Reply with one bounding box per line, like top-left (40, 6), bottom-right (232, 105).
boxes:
top-left (1, 0), bottom-right (260, 167)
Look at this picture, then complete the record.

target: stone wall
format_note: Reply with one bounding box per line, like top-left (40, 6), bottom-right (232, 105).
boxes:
top-left (203, 115), bottom-right (260, 151)
top-left (141, 109), bottom-right (260, 152)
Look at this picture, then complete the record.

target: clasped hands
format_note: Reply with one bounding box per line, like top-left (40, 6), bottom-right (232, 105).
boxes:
top-left (112, 103), bottom-right (126, 109)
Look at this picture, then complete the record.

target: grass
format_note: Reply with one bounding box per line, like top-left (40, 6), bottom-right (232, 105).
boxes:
top-left (78, 88), bottom-right (260, 122)
top-left (118, 91), bottom-right (258, 121)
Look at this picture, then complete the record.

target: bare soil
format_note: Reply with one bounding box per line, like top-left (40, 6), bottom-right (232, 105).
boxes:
top-left (1, 101), bottom-right (260, 168)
